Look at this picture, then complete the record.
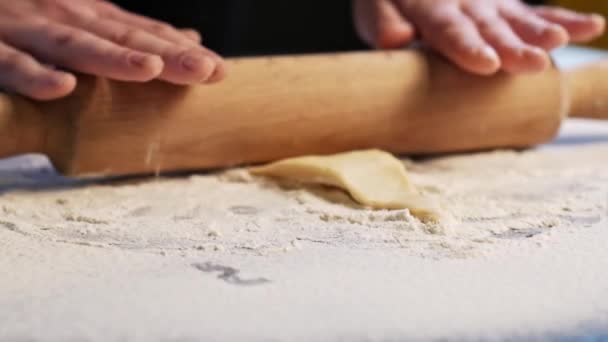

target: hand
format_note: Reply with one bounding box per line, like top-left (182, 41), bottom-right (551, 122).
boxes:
top-left (0, 0), bottom-right (225, 100)
top-left (354, 0), bottom-right (606, 75)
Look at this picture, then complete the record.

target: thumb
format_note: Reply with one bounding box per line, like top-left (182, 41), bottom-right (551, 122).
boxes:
top-left (353, 0), bottom-right (416, 49)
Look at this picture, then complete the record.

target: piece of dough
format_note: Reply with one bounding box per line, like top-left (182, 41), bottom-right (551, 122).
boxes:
top-left (250, 149), bottom-right (439, 222)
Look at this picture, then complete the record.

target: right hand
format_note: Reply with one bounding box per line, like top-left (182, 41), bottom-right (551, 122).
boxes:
top-left (0, 0), bottom-right (226, 100)
top-left (354, 0), bottom-right (606, 75)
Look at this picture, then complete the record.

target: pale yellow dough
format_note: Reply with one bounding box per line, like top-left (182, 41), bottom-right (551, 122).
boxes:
top-left (250, 149), bottom-right (439, 222)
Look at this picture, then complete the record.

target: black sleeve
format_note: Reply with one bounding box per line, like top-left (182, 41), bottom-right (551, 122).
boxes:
top-left (111, 0), bottom-right (548, 56)
top-left (110, 0), bottom-right (365, 56)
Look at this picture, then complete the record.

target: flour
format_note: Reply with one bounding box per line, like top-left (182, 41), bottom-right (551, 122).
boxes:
top-left (1, 144), bottom-right (606, 260)
top-left (1, 139), bottom-right (608, 341)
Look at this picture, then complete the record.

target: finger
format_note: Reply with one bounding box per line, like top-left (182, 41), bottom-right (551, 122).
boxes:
top-left (76, 18), bottom-right (218, 84)
top-left (3, 20), bottom-right (163, 82)
top-left (500, 7), bottom-right (568, 50)
top-left (464, 6), bottom-right (550, 73)
top-left (407, 5), bottom-right (500, 75)
top-left (202, 49), bottom-right (227, 83)
top-left (534, 7), bottom-right (606, 43)
top-left (0, 41), bottom-right (76, 100)
top-left (353, 0), bottom-right (415, 49)
top-left (181, 29), bottom-right (202, 43)
top-left (94, 1), bottom-right (200, 46)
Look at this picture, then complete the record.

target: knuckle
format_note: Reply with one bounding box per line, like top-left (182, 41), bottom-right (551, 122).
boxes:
top-left (3, 8), bottom-right (30, 21)
top-left (22, 75), bottom-right (42, 90)
top-left (50, 29), bottom-right (79, 47)
top-left (524, 17), bottom-right (548, 30)
top-left (49, 6), bottom-right (71, 21)
top-left (475, 18), bottom-right (495, 33)
top-left (111, 27), bottom-right (141, 46)
top-left (535, 5), bottom-right (561, 15)
top-left (428, 8), bottom-right (458, 26)
top-left (33, 0), bottom-right (74, 21)
top-left (183, 29), bottom-right (202, 41)
top-left (149, 23), bottom-right (174, 35)
top-left (428, 14), bottom-right (461, 36)
top-left (27, 17), bottom-right (52, 30)
top-left (475, 19), bottom-right (504, 38)
top-left (58, 2), bottom-right (98, 22)
top-left (94, 1), bottom-right (121, 13)
top-left (174, 48), bottom-right (198, 63)
top-left (0, 52), bottom-right (31, 70)
top-left (437, 22), bottom-right (464, 40)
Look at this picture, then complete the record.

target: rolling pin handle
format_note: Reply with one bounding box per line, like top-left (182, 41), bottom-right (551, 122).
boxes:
top-left (0, 92), bottom-right (46, 158)
top-left (566, 59), bottom-right (608, 120)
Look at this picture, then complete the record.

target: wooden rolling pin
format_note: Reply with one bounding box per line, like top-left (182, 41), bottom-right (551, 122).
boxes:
top-left (0, 49), bottom-right (607, 177)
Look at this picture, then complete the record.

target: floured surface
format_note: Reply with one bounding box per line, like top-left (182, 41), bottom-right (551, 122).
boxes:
top-left (1, 141), bottom-right (606, 259)
top-left (1, 119), bottom-right (608, 341)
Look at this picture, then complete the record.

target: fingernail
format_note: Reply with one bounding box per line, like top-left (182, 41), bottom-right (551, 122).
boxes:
top-left (37, 72), bottom-right (76, 95)
top-left (524, 47), bottom-right (550, 71)
top-left (39, 77), bottom-right (60, 90)
top-left (480, 46), bottom-right (499, 61)
top-left (547, 24), bottom-right (568, 35)
top-left (523, 47), bottom-right (547, 61)
top-left (546, 23), bottom-right (562, 32)
top-left (590, 13), bottom-right (606, 24)
top-left (182, 54), bottom-right (203, 72)
top-left (184, 29), bottom-right (202, 43)
top-left (531, 46), bottom-right (547, 55)
top-left (181, 54), bottom-right (216, 82)
top-left (129, 53), bottom-right (151, 68)
top-left (40, 73), bottom-right (67, 88)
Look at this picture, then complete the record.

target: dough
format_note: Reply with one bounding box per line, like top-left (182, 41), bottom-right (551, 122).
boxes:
top-left (250, 149), bottom-right (439, 222)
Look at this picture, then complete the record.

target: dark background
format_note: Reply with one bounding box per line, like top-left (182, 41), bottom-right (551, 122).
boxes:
top-left (112, 0), bottom-right (546, 56)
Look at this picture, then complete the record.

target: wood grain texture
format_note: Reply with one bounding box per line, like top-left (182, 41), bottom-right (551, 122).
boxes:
top-left (565, 59), bottom-right (608, 120)
top-left (0, 49), bottom-right (605, 177)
